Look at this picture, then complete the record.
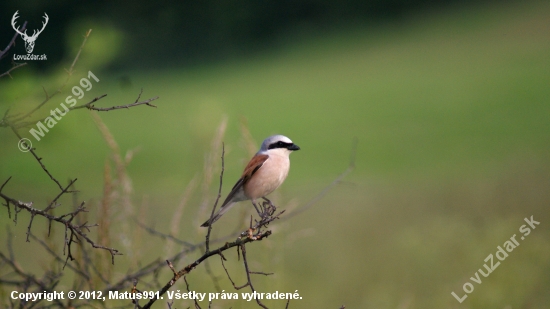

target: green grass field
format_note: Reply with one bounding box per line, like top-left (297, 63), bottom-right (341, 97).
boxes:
top-left (1, 1), bottom-right (550, 308)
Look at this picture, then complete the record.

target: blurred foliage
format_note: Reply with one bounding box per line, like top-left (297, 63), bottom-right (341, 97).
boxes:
top-left (1, 0), bottom-right (504, 71)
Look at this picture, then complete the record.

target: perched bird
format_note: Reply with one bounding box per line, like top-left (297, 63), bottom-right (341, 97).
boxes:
top-left (201, 135), bottom-right (300, 227)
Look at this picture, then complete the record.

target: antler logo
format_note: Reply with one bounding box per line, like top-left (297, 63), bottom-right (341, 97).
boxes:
top-left (11, 10), bottom-right (49, 54)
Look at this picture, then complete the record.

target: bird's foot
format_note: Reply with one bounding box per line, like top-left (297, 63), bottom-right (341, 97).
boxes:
top-left (261, 197), bottom-right (276, 217)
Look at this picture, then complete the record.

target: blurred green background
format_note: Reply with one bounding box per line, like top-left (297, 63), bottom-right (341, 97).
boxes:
top-left (1, 0), bottom-right (550, 308)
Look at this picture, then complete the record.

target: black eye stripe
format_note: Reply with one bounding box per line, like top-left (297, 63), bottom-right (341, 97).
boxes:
top-left (268, 141), bottom-right (292, 150)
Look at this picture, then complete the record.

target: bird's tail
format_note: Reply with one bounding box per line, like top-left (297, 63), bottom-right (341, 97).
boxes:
top-left (200, 202), bottom-right (236, 227)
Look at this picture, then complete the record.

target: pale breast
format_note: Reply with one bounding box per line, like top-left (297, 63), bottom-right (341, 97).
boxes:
top-left (244, 153), bottom-right (290, 200)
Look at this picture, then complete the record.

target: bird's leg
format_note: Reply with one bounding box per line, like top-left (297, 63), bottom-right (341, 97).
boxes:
top-left (251, 200), bottom-right (262, 217)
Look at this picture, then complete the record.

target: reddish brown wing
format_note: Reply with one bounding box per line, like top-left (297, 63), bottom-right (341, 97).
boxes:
top-left (221, 154), bottom-right (269, 207)
top-left (240, 154), bottom-right (269, 184)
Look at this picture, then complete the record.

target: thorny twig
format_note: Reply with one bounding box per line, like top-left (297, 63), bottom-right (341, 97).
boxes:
top-left (28, 233), bottom-right (90, 281)
top-left (0, 28), bottom-right (160, 276)
top-left (0, 178), bottom-right (122, 263)
top-left (141, 228), bottom-right (274, 309)
top-left (72, 89), bottom-right (158, 111)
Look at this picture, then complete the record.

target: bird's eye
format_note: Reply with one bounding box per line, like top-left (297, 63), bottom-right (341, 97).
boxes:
top-left (268, 141), bottom-right (289, 149)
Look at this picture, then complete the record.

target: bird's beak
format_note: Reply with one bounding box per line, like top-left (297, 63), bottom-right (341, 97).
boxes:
top-left (288, 144), bottom-right (300, 151)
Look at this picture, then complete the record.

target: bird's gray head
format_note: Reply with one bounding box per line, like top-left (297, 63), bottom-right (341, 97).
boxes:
top-left (259, 135), bottom-right (300, 154)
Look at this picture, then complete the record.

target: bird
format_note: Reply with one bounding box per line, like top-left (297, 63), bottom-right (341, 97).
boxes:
top-left (201, 135), bottom-right (300, 227)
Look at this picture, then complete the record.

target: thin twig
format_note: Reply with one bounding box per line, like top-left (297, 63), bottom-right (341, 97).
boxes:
top-left (184, 275), bottom-right (202, 309)
top-left (9, 129), bottom-right (65, 191)
top-left (72, 89), bottom-right (158, 111)
top-left (44, 178), bottom-right (78, 212)
top-left (241, 244), bottom-right (268, 309)
top-left (0, 21), bottom-right (27, 59)
top-left (0, 181), bottom-right (121, 262)
top-left (202, 250), bottom-right (222, 292)
top-left (205, 143), bottom-right (225, 252)
top-left (28, 233), bottom-right (89, 281)
top-left (135, 219), bottom-right (194, 247)
top-left (0, 62), bottom-right (27, 79)
top-left (220, 254), bottom-right (248, 290)
top-left (0, 21), bottom-right (28, 79)
top-left (141, 228), bottom-right (273, 309)
top-left (69, 94), bottom-right (108, 110)
top-left (250, 271), bottom-right (274, 276)
top-left (0, 251), bottom-right (65, 308)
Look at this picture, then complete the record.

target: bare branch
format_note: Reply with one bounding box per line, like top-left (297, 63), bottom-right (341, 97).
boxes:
top-left (205, 143), bottom-right (225, 252)
top-left (220, 253), bottom-right (249, 290)
top-left (9, 129), bottom-right (66, 191)
top-left (196, 117), bottom-right (228, 225)
top-left (69, 29), bottom-right (92, 73)
top-left (0, 179), bottom-right (122, 262)
top-left (141, 227), bottom-right (273, 309)
top-left (44, 178), bottom-right (78, 213)
top-left (202, 249), bottom-right (222, 292)
top-left (0, 62), bottom-right (27, 79)
top-left (240, 244), bottom-right (268, 309)
top-left (249, 271), bottom-right (274, 276)
top-left (0, 21), bottom-right (27, 59)
top-left (28, 233), bottom-right (90, 281)
top-left (73, 89), bottom-right (158, 111)
top-left (0, 251), bottom-right (65, 308)
top-left (135, 219), bottom-right (195, 248)
top-left (69, 94), bottom-right (108, 110)
top-left (184, 275), bottom-right (202, 309)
